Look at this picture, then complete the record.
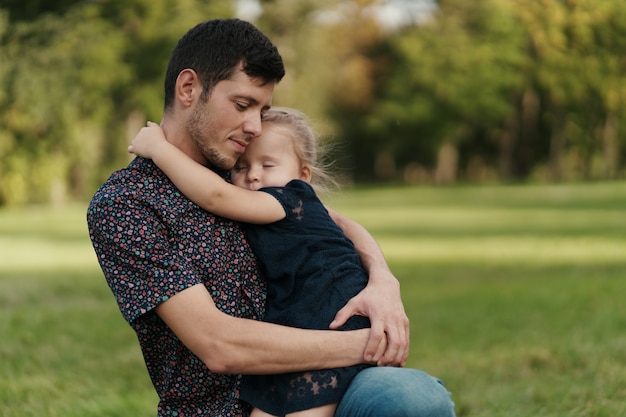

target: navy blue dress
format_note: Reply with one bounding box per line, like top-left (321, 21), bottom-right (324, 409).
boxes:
top-left (238, 180), bottom-right (371, 416)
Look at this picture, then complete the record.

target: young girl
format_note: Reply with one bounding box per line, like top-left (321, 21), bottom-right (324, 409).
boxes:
top-left (128, 108), bottom-right (374, 417)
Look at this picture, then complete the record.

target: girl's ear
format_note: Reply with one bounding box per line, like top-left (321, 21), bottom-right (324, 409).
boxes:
top-left (300, 165), bottom-right (312, 183)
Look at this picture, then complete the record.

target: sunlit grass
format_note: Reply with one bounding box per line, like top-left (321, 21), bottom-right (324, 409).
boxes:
top-left (377, 235), bottom-right (626, 264)
top-left (0, 237), bottom-right (97, 271)
top-left (327, 182), bottom-right (626, 417)
top-left (0, 204), bottom-right (95, 271)
top-left (0, 205), bottom-right (158, 417)
top-left (344, 207), bottom-right (624, 237)
top-left (2, 182), bottom-right (626, 417)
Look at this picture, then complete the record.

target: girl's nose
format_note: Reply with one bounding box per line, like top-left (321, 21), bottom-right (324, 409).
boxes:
top-left (246, 166), bottom-right (260, 182)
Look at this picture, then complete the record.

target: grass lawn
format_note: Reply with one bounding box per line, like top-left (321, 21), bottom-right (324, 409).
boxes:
top-left (1, 182), bottom-right (625, 416)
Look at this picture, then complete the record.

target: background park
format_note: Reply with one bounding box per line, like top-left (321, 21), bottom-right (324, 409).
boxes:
top-left (1, 0), bottom-right (625, 416)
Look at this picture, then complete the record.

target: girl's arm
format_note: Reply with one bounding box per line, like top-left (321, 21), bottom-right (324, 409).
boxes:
top-left (128, 123), bottom-right (284, 224)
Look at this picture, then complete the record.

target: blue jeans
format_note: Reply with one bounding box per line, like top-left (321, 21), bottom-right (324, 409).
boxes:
top-left (335, 367), bottom-right (455, 417)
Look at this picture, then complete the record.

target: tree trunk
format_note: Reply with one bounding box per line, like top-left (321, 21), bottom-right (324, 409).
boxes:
top-left (518, 89), bottom-right (540, 178)
top-left (602, 112), bottom-right (619, 179)
top-left (435, 142), bottom-right (458, 185)
top-left (549, 112), bottom-right (566, 181)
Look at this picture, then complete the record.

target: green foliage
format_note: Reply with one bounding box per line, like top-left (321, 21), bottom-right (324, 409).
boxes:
top-left (1, 0), bottom-right (626, 205)
top-left (312, 0), bottom-right (626, 183)
top-left (367, 0), bottom-right (525, 179)
top-left (0, 5), bottom-right (125, 204)
top-left (512, 0), bottom-right (626, 180)
top-left (0, 0), bottom-right (233, 206)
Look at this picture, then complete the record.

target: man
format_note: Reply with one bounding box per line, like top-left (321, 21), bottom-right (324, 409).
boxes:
top-left (87, 19), bottom-right (454, 417)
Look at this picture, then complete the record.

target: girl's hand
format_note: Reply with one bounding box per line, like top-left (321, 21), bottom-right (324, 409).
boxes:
top-left (128, 121), bottom-right (168, 159)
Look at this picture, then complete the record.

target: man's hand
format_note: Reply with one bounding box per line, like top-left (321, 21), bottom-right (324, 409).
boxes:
top-left (330, 269), bottom-right (409, 367)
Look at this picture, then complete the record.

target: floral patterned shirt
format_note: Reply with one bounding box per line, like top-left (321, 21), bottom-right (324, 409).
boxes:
top-left (87, 157), bottom-right (266, 417)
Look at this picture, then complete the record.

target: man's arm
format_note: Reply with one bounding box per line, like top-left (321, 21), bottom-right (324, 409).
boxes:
top-left (156, 283), bottom-right (372, 374)
top-left (326, 207), bottom-right (410, 367)
top-left (88, 195), bottom-right (372, 376)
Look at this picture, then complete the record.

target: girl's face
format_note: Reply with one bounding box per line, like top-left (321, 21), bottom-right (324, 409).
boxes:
top-left (231, 124), bottom-right (311, 191)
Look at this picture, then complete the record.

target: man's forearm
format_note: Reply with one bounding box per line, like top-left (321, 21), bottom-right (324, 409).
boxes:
top-left (156, 283), bottom-right (370, 375)
top-left (203, 315), bottom-right (371, 375)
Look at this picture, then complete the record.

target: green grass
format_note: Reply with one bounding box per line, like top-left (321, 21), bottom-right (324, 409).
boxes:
top-left (0, 205), bottom-right (157, 417)
top-left (2, 182), bottom-right (626, 416)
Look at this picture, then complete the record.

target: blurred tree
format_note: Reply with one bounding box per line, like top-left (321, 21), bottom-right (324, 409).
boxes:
top-left (266, 0), bottom-right (395, 183)
top-left (343, 0), bottom-right (526, 182)
top-left (514, 0), bottom-right (626, 180)
top-left (253, 0), bottom-right (386, 183)
top-left (0, 4), bottom-right (125, 204)
top-left (0, 0), bottom-right (232, 205)
top-left (254, 0), bottom-right (339, 132)
top-left (327, 0), bottom-right (625, 183)
top-left (2, 0), bottom-right (83, 21)
top-left (1, 0), bottom-right (625, 205)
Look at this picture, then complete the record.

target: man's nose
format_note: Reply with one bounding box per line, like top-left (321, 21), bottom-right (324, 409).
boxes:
top-left (242, 114), bottom-right (262, 138)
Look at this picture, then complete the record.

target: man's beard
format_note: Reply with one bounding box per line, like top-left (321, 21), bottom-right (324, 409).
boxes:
top-left (187, 103), bottom-right (234, 171)
top-left (203, 146), bottom-right (233, 171)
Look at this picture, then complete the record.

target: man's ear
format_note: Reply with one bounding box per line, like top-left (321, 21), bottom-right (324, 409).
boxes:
top-left (175, 69), bottom-right (200, 107)
top-left (300, 165), bottom-right (313, 183)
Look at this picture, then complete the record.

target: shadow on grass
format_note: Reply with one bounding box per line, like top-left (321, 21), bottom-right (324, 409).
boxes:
top-left (1, 268), bottom-right (158, 417)
top-left (392, 261), bottom-right (626, 417)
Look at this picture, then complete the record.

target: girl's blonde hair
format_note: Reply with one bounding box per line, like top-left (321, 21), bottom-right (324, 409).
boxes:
top-left (262, 107), bottom-right (338, 195)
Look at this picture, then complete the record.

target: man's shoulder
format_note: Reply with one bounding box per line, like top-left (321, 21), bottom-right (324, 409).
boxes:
top-left (86, 158), bottom-right (234, 231)
top-left (88, 158), bottom-right (187, 216)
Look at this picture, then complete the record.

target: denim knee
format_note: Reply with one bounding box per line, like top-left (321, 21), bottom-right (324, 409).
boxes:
top-left (335, 367), bottom-right (455, 417)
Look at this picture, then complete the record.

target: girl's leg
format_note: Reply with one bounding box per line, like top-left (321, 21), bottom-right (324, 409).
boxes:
top-left (250, 408), bottom-right (279, 417)
top-left (288, 403), bottom-right (336, 417)
top-left (251, 403), bottom-right (336, 417)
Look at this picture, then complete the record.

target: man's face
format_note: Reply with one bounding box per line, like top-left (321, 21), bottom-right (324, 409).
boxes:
top-left (187, 68), bottom-right (275, 170)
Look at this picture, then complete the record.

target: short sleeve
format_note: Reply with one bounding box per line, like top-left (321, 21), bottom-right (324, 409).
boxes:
top-left (258, 180), bottom-right (316, 223)
top-left (88, 197), bottom-right (201, 323)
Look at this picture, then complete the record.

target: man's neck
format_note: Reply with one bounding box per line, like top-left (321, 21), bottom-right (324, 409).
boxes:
top-left (159, 117), bottom-right (207, 166)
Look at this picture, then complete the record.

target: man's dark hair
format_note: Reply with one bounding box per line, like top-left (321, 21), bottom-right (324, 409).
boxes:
top-left (164, 19), bottom-right (285, 110)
